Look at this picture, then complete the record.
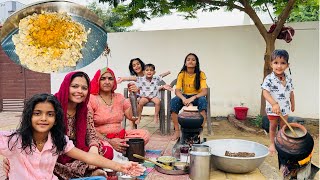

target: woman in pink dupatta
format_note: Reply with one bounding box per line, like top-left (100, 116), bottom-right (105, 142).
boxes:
top-left (88, 67), bottom-right (150, 153)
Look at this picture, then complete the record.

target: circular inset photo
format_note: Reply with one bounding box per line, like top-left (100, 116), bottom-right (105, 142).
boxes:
top-left (0, 0), bottom-right (108, 73)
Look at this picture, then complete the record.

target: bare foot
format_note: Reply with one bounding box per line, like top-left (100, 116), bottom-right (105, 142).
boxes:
top-left (91, 169), bottom-right (107, 177)
top-left (135, 118), bottom-right (140, 125)
top-left (269, 144), bottom-right (276, 155)
top-left (154, 116), bottom-right (159, 124)
top-left (171, 130), bottom-right (180, 141)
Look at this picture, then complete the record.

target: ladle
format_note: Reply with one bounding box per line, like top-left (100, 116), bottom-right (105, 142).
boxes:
top-left (133, 154), bottom-right (174, 170)
top-left (279, 114), bottom-right (298, 137)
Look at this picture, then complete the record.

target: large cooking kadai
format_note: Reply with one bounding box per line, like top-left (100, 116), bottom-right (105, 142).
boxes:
top-left (203, 139), bottom-right (269, 173)
top-left (0, 0), bottom-right (108, 73)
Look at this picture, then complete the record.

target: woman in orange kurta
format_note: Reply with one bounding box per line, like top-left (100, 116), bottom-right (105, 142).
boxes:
top-left (88, 67), bottom-right (150, 153)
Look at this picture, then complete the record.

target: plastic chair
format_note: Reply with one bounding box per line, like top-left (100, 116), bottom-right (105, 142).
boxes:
top-left (166, 79), bottom-right (212, 135)
top-left (123, 80), bottom-right (167, 134)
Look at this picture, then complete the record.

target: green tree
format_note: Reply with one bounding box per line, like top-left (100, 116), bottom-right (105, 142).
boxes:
top-left (275, 0), bottom-right (319, 22)
top-left (87, 2), bottom-right (131, 32)
top-left (98, 0), bottom-right (317, 116)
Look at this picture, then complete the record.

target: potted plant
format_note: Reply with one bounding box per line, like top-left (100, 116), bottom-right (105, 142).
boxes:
top-left (234, 103), bottom-right (249, 120)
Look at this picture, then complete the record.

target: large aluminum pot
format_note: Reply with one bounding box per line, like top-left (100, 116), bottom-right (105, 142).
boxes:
top-left (189, 144), bottom-right (211, 180)
top-left (203, 139), bottom-right (269, 173)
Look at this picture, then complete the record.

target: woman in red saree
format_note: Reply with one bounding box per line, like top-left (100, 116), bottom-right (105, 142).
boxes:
top-left (88, 67), bottom-right (150, 153)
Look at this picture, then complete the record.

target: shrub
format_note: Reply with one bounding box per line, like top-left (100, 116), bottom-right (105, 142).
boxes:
top-left (250, 115), bottom-right (263, 127)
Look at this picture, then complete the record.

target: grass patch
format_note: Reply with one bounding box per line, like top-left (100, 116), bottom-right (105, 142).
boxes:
top-left (249, 115), bottom-right (263, 127)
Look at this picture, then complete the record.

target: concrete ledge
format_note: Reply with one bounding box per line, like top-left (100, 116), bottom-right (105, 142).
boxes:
top-left (259, 161), bottom-right (282, 179)
top-left (227, 114), bottom-right (264, 134)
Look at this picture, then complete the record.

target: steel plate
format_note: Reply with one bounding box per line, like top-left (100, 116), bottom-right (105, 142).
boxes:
top-left (0, 0), bottom-right (108, 73)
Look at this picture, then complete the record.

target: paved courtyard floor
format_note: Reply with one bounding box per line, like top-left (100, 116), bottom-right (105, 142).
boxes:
top-left (0, 112), bottom-right (318, 180)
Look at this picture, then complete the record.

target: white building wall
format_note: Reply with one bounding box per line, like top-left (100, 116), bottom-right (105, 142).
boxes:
top-left (0, 1), bottom-right (25, 24)
top-left (50, 21), bottom-right (319, 119)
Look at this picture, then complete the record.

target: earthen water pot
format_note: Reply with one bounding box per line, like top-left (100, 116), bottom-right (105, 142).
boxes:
top-left (275, 123), bottom-right (314, 161)
top-left (178, 107), bottom-right (203, 129)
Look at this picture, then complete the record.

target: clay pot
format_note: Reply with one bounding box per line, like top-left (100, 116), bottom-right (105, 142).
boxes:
top-left (178, 110), bottom-right (203, 129)
top-left (275, 123), bottom-right (314, 161)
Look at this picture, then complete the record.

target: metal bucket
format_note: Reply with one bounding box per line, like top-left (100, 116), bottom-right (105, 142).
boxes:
top-left (189, 144), bottom-right (211, 180)
top-left (191, 144), bottom-right (210, 152)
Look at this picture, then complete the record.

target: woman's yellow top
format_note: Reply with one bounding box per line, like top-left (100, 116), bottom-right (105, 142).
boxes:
top-left (176, 71), bottom-right (207, 95)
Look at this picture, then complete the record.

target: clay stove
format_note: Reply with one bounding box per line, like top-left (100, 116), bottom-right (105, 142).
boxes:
top-left (178, 106), bottom-right (204, 145)
top-left (275, 123), bottom-right (317, 179)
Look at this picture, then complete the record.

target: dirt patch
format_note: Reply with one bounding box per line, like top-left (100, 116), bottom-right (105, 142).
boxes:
top-left (205, 118), bottom-right (319, 179)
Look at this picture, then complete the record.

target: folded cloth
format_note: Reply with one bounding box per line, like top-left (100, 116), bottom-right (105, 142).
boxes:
top-left (101, 145), bottom-right (114, 160)
top-left (137, 150), bottom-right (163, 179)
top-left (106, 129), bottom-right (126, 139)
top-left (101, 129), bottom-right (126, 160)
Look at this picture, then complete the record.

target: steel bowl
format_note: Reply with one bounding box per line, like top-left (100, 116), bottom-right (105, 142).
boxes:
top-left (174, 161), bottom-right (188, 171)
top-left (203, 139), bottom-right (269, 173)
top-left (157, 156), bottom-right (177, 165)
top-left (0, 0), bottom-right (108, 73)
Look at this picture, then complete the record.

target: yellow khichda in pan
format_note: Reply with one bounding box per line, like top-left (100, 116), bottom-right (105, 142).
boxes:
top-left (12, 12), bottom-right (89, 73)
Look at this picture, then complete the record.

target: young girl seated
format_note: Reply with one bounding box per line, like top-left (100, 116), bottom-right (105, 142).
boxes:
top-left (0, 93), bottom-right (144, 180)
top-left (170, 53), bottom-right (208, 140)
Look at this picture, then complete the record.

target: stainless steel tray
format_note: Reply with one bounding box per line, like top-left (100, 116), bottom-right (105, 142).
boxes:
top-left (0, 0), bottom-right (108, 73)
top-left (155, 165), bottom-right (189, 175)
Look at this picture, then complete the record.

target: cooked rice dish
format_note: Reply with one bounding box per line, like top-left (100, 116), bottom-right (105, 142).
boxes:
top-left (12, 12), bottom-right (89, 72)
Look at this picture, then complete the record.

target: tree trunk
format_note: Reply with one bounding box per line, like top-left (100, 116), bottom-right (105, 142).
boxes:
top-left (260, 35), bottom-right (275, 116)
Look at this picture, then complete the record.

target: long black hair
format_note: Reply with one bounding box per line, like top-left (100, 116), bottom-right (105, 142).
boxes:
top-left (179, 53), bottom-right (201, 90)
top-left (7, 93), bottom-right (67, 155)
top-left (129, 58), bottom-right (145, 76)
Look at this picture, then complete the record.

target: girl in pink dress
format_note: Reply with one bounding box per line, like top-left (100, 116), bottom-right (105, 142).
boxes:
top-left (0, 93), bottom-right (144, 180)
top-left (3, 72), bottom-right (115, 179)
top-left (88, 67), bottom-right (150, 153)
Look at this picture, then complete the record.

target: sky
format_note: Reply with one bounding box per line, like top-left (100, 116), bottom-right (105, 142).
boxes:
top-left (1, 0), bottom-right (274, 31)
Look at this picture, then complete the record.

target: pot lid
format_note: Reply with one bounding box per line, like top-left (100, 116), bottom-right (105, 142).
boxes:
top-left (183, 106), bottom-right (198, 112)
